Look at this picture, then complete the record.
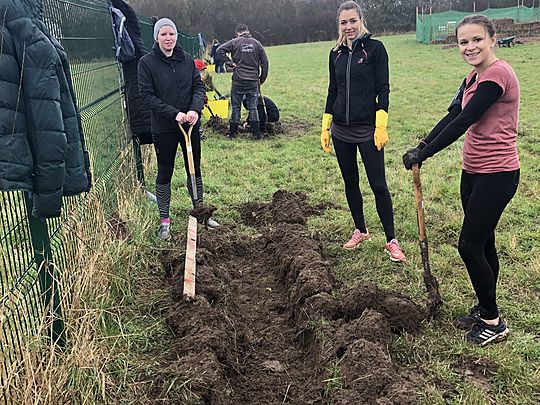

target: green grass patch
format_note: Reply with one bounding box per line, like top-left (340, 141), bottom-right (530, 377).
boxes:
top-left (195, 35), bottom-right (540, 404)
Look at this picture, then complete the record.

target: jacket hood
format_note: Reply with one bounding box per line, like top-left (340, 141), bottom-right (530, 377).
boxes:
top-left (338, 33), bottom-right (372, 52)
top-left (152, 43), bottom-right (185, 62)
top-left (20, 0), bottom-right (43, 19)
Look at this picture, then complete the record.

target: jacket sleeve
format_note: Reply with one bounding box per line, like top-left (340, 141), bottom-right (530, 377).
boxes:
top-left (0, 23), bottom-right (33, 192)
top-left (13, 21), bottom-right (67, 218)
top-left (324, 51), bottom-right (337, 114)
top-left (49, 32), bottom-right (91, 196)
top-left (258, 44), bottom-right (269, 84)
top-left (137, 58), bottom-right (179, 120)
top-left (216, 40), bottom-right (233, 57)
top-left (189, 61), bottom-right (206, 113)
top-left (421, 79), bottom-right (466, 145)
top-left (374, 42), bottom-right (390, 112)
top-left (419, 81), bottom-right (503, 160)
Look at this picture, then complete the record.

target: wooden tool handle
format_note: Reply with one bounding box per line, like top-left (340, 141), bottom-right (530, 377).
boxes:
top-left (258, 81), bottom-right (268, 116)
top-left (178, 123), bottom-right (198, 201)
top-left (412, 164), bottom-right (426, 241)
top-left (177, 124), bottom-right (195, 173)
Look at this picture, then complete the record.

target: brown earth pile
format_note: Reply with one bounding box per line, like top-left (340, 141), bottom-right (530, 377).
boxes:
top-left (147, 190), bottom-right (427, 404)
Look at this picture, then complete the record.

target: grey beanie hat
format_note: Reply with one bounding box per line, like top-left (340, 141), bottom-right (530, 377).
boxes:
top-left (153, 18), bottom-right (177, 40)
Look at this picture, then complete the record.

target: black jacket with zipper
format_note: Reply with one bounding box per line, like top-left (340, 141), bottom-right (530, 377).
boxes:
top-left (138, 44), bottom-right (205, 135)
top-left (324, 34), bottom-right (389, 126)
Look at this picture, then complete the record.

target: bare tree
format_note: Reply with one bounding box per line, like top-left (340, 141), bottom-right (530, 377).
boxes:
top-left (126, 0), bottom-right (530, 45)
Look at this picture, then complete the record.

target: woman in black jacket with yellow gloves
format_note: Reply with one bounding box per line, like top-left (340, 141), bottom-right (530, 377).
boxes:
top-left (138, 18), bottom-right (218, 240)
top-left (321, 1), bottom-right (405, 262)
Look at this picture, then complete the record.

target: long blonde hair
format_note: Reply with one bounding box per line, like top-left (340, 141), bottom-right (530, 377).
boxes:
top-left (333, 1), bottom-right (369, 51)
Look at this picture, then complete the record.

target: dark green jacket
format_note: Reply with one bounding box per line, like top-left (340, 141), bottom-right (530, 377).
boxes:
top-left (0, 0), bottom-right (91, 218)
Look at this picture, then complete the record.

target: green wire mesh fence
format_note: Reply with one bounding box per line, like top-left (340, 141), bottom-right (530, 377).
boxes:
top-left (0, 0), bottom-right (200, 403)
top-left (416, 5), bottom-right (540, 44)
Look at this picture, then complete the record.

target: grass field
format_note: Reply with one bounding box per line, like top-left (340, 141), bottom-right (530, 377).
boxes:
top-left (189, 35), bottom-right (540, 404)
top-left (11, 34), bottom-right (539, 404)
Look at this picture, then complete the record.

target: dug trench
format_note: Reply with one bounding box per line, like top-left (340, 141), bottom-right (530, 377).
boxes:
top-left (153, 190), bottom-right (431, 404)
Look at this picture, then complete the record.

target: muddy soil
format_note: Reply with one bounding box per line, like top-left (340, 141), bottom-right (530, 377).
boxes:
top-left (204, 119), bottom-right (310, 139)
top-left (190, 204), bottom-right (217, 225)
top-left (139, 190), bottom-right (434, 404)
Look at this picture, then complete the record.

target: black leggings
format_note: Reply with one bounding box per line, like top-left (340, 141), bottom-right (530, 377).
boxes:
top-left (458, 169), bottom-right (519, 320)
top-left (332, 136), bottom-right (395, 242)
top-left (153, 123), bottom-right (203, 206)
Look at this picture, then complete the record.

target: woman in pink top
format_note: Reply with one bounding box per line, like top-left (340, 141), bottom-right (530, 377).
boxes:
top-left (403, 15), bottom-right (520, 346)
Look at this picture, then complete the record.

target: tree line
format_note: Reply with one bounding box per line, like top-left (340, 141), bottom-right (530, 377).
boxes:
top-left (126, 0), bottom-right (535, 45)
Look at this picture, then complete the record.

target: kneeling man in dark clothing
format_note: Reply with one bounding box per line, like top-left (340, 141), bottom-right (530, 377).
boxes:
top-left (242, 95), bottom-right (279, 133)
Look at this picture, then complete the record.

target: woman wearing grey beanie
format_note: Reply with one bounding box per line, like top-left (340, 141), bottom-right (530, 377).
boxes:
top-left (138, 18), bottom-right (219, 240)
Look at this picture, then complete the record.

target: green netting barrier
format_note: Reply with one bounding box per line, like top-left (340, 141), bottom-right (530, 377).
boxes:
top-left (416, 5), bottom-right (540, 44)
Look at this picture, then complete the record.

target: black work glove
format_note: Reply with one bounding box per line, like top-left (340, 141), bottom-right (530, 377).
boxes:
top-left (402, 147), bottom-right (423, 170)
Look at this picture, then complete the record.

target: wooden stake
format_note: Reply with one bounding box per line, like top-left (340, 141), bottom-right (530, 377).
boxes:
top-left (183, 215), bottom-right (198, 298)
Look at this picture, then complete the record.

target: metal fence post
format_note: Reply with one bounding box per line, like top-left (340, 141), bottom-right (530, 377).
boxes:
top-left (132, 137), bottom-right (145, 186)
top-left (25, 192), bottom-right (66, 347)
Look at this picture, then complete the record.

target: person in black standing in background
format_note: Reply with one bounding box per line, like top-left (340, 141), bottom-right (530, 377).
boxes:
top-left (210, 38), bottom-right (224, 73)
top-left (138, 18), bottom-right (219, 240)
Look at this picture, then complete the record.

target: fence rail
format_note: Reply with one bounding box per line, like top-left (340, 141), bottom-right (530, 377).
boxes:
top-left (0, 0), bottom-right (200, 403)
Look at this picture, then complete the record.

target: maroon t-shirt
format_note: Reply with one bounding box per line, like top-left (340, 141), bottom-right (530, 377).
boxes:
top-left (462, 60), bottom-right (520, 173)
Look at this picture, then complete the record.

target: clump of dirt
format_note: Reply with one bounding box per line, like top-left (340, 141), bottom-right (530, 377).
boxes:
top-left (106, 213), bottom-right (129, 240)
top-left (205, 119), bottom-right (310, 139)
top-left (452, 356), bottom-right (498, 394)
top-left (145, 190), bottom-right (432, 404)
top-left (237, 190), bottom-right (340, 228)
top-left (190, 204), bottom-right (217, 225)
top-left (203, 116), bottom-right (227, 133)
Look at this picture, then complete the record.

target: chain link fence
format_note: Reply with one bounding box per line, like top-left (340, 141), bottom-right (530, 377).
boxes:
top-left (0, 0), bottom-right (200, 402)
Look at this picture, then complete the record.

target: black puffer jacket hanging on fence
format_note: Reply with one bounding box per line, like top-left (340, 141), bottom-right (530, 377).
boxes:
top-left (0, 0), bottom-right (91, 218)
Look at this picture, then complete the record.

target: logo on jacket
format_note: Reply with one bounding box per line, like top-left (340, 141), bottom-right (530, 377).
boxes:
top-left (241, 44), bottom-right (254, 53)
top-left (358, 49), bottom-right (368, 64)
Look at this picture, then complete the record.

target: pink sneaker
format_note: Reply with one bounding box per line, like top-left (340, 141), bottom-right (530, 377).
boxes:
top-left (343, 229), bottom-right (371, 249)
top-left (385, 239), bottom-right (406, 262)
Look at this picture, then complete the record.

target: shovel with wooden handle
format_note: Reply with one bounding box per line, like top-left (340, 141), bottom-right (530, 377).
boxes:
top-left (258, 81), bottom-right (272, 133)
top-left (178, 123), bottom-right (198, 204)
top-left (178, 122), bottom-right (199, 298)
top-left (258, 81), bottom-right (268, 118)
top-left (412, 164), bottom-right (443, 317)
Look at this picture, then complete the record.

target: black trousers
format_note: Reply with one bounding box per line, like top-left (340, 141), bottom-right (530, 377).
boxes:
top-left (153, 122), bottom-right (203, 205)
top-left (458, 169), bottom-right (519, 320)
top-left (332, 136), bottom-right (395, 242)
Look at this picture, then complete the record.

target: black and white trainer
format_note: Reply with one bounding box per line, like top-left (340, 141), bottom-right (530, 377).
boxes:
top-left (455, 305), bottom-right (481, 330)
top-left (464, 318), bottom-right (510, 346)
top-left (456, 305), bottom-right (501, 330)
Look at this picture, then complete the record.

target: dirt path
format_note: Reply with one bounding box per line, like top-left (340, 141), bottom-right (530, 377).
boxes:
top-left (151, 191), bottom-right (427, 404)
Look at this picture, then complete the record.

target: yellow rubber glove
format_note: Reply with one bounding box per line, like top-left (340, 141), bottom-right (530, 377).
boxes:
top-left (321, 113), bottom-right (332, 153)
top-left (374, 109), bottom-right (389, 151)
